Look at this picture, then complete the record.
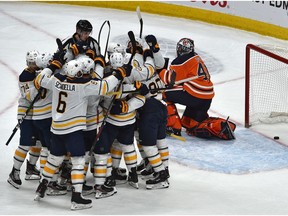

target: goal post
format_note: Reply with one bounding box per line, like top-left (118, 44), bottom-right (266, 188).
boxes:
top-left (245, 44), bottom-right (288, 128)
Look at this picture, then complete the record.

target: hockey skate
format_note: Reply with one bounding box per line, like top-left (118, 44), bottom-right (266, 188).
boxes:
top-left (95, 176), bottom-right (117, 199)
top-left (25, 160), bottom-right (41, 180)
top-left (128, 167), bottom-right (139, 189)
top-left (146, 170), bottom-right (169, 190)
top-left (7, 167), bottom-right (22, 189)
top-left (82, 183), bottom-right (94, 196)
top-left (140, 165), bottom-right (154, 180)
top-left (136, 158), bottom-right (149, 174)
top-left (34, 179), bottom-right (49, 201)
top-left (112, 167), bottom-right (127, 185)
top-left (71, 190), bottom-right (92, 210)
top-left (46, 181), bottom-right (67, 196)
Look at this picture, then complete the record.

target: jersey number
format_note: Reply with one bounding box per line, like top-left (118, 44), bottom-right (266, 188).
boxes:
top-left (197, 63), bottom-right (210, 81)
top-left (56, 91), bottom-right (67, 113)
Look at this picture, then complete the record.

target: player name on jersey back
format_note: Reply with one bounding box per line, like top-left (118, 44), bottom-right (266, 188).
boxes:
top-left (55, 81), bottom-right (76, 91)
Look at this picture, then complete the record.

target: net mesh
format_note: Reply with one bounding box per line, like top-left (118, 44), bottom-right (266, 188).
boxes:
top-left (248, 45), bottom-right (288, 125)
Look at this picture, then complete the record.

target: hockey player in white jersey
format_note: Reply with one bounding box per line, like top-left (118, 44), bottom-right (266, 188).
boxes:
top-left (92, 38), bottom-right (155, 198)
top-left (78, 55), bottom-right (104, 195)
top-left (7, 50), bottom-right (44, 189)
top-left (33, 52), bottom-right (131, 210)
top-left (135, 35), bottom-right (170, 189)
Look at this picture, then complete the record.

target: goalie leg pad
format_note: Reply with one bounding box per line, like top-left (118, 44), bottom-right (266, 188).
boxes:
top-left (191, 117), bottom-right (236, 140)
top-left (166, 102), bottom-right (182, 131)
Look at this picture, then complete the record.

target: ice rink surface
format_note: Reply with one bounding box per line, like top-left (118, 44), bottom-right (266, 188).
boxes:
top-left (0, 2), bottom-right (288, 215)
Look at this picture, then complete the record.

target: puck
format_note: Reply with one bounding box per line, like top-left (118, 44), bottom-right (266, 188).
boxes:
top-left (274, 136), bottom-right (279, 140)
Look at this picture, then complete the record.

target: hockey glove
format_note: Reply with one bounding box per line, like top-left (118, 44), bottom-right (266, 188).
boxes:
top-left (94, 55), bottom-right (106, 67)
top-left (86, 49), bottom-right (96, 59)
top-left (110, 99), bottom-right (129, 115)
top-left (145, 35), bottom-right (160, 53)
top-left (166, 70), bottom-right (176, 88)
top-left (71, 41), bottom-right (84, 56)
top-left (113, 64), bottom-right (132, 80)
top-left (126, 43), bottom-right (143, 55)
top-left (134, 81), bottom-right (149, 96)
top-left (48, 50), bottom-right (66, 71)
top-left (143, 49), bottom-right (153, 61)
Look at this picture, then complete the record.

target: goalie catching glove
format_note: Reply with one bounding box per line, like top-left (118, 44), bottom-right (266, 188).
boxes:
top-left (110, 99), bottom-right (129, 115)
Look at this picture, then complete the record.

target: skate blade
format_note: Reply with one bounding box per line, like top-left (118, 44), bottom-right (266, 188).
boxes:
top-left (7, 178), bottom-right (20, 189)
top-left (46, 190), bottom-right (67, 196)
top-left (140, 174), bottom-right (154, 180)
top-left (115, 179), bottom-right (127, 185)
top-left (71, 202), bottom-right (92, 210)
top-left (34, 194), bottom-right (41, 201)
top-left (25, 175), bottom-right (41, 180)
top-left (128, 181), bottom-right (139, 189)
top-left (146, 181), bottom-right (169, 190)
top-left (95, 190), bottom-right (117, 199)
top-left (82, 189), bottom-right (95, 196)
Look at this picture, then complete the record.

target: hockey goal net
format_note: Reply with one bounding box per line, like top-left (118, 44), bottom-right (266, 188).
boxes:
top-left (245, 44), bottom-right (288, 128)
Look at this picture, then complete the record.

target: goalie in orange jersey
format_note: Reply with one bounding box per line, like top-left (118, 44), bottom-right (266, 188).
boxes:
top-left (159, 38), bottom-right (214, 137)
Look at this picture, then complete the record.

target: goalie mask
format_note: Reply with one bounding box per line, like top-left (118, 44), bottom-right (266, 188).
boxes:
top-left (26, 50), bottom-right (40, 66)
top-left (109, 52), bottom-right (124, 69)
top-left (62, 59), bottom-right (83, 78)
top-left (176, 38), bottom-right (194, 57)
top-left (77, 55), bottom-right (95, 74)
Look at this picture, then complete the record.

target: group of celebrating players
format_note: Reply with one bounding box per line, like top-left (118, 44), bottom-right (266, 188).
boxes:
top-left (6, 19), bottom-right (227, 210)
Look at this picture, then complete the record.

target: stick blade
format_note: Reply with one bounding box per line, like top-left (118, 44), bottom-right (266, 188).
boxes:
top-left (136, 6), bottom-right (142, 20)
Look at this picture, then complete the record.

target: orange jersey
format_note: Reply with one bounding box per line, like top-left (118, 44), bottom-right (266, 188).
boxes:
top-left (160, 53), bottom-right (214, 100)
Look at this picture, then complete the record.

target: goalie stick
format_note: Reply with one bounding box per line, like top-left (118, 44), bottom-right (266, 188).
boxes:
top-left (6, 38), bottom-right (64, 146)
top-left (167, 132), bottom-right (186, 142)
top-left (89, 31), bottom-right (137, 156)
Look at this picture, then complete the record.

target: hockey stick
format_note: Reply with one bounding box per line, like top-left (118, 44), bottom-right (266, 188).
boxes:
top-left (89, 31), bottom-right (137, 156)
top-left (5, 93), bottom-right (41, 146)
top-left (167, 132), bottom-right (186, 142)
top-left (103, 21), bottom-right (110, 59)
top-left (5, 38), bottom-right (63, 146)
top-left (136, 6), bottom-right (143, 38)
top-left (97, 20), bottom-right (110, 58)
top-left (107, 74), bottom-right (199, 96)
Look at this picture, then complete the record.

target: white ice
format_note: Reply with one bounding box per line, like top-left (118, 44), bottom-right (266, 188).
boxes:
top-left (1, 2), bottom-right (288, 215)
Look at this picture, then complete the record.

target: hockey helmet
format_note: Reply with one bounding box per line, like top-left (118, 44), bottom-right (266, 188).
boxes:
top-left (109, 52), bottom-right (124, 69)
top-left (107, 42), bottom-right (126, 57)
top-left (26, 50), bottom-right (40, 66)
top-left (176, 38), bottom-right (194, 56)
top-left (62, 59), bottom-right (83, 78)
top-left (36, 52), bottom-right (53, 69)
top-left (77, 55), bottom-right (95, 74)
top-left (76, 20), bottom-right (93, 32)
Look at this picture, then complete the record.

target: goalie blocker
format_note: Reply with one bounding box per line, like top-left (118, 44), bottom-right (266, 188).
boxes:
top-left (186, 117), bottom-right (236, 140)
